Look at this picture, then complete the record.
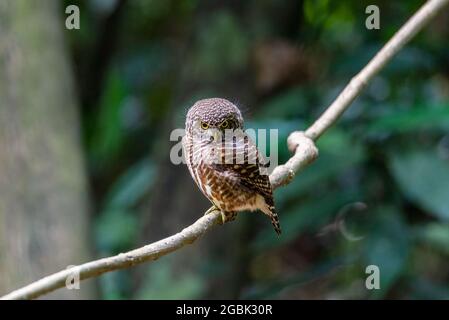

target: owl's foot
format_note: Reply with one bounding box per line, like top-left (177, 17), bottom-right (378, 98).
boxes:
top-left (204, 205), bottom-right (225, 225)
top-left (204, 205), bottom-right (220, 216)
top-left (220, 211), bottom-right (237, 225)
top-left (204, 206), bottom-right (236, 225)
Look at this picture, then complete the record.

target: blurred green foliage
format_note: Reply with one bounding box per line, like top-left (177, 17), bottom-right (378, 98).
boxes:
top-left (66, 0), bottom-right (449, 299)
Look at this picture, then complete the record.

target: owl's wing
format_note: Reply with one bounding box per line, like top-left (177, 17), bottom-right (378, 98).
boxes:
top-left (212, 133), bottom-right (273, 198)
top-left (212, 132), bottom-right (281, 234)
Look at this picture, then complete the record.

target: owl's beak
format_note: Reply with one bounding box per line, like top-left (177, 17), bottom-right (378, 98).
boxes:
top-left (212, 130), bottom-right (220, 142)
top-left (207, 128), bottom-right (221, 143)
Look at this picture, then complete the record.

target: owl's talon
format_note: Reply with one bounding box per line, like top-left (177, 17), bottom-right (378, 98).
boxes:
top-left (220, 211), bottom-right (237, 224)
top-left (220, 211), bottom-right (227, 225)
top-left (204, 205), bottom-right (227, 225)
top-left (204, 205), bottom-right (219, 216)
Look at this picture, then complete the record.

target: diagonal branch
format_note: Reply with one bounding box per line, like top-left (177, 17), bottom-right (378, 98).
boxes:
top-left (2, 0), bottom-right (448, 300)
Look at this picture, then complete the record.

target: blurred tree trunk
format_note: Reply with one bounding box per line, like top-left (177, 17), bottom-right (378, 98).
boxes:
top-left (0, 1), bottom-right (94, 298)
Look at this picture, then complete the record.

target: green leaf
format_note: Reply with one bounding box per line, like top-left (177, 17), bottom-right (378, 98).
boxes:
top-left (416, 223), bottom-right (449, 255)
top-left (193, 11), bottom-right (249, 77)
top-left (304, 0), bottom-right (330, 26)
top-left (255, 87), bottom-right (308, 120)
top-left (96, 209), bottom-right (138, 252)
top-left (276, 129), bottom-right (366, 203)
top-left (88, 68), bottom-right (127, 165)
top-left (137, 258), bottom-right (205, 299)
top-left (104, 158), bottom-right (155, 210)
top-left (363, 207), bottom-right (410, 298)
top-left (252, 190), bottom-right (357, 251)
top-left (367, 104), bottom-right (449, 135)
top-left (389, 150), bottom-right (449, 221)
top-left (242, 257), bottom-right (349, 299)
top-left (409, 278), bottom-right (449, 299)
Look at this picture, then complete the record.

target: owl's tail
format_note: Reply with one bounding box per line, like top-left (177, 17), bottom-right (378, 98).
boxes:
top-left (262, 197), bottom-right (282, 236)
top-left (269, 207), bottom-right (282, 236)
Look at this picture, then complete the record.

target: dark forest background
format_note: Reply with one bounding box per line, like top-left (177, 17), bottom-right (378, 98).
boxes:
top-left (1, 0), bottom-right (448, 299)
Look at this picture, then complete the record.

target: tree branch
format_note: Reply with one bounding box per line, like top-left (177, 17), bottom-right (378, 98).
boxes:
top-left (2, 0), bottom-right (448, 300)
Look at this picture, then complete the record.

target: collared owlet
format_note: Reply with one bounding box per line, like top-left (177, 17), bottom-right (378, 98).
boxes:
top-left (182, 98), bottom-right (281, 235)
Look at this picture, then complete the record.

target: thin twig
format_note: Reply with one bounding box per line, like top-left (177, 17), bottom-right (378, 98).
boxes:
top-left (2, 0), bottom-right (448, 300)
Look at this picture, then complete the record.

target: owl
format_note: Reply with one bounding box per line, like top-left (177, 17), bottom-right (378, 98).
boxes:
top-left (182, 98), bottom-right (281, 235)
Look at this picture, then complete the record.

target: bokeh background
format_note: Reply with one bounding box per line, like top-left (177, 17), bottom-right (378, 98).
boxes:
top-left (1, 0), bottom-right (449, 299)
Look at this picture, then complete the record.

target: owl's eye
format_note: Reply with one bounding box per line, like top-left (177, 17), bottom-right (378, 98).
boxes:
top-left (220, 120), bottom-right (230, 129)
top-left (200, 121), bottom-right (209, 130)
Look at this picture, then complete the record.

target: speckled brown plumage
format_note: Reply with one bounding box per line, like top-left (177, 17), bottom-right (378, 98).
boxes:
top-left (182, 98), bottom-right (281, 235)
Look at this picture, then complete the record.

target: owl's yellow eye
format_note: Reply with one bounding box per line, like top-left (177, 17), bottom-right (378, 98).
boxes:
top-left (220, 120), bottom-right (229, 129)
top-left (200, 122), bottom-right (209, 130)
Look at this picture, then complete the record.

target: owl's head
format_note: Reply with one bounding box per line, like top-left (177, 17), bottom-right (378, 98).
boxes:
top-left (185, 98), bottom-right (244, 135)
